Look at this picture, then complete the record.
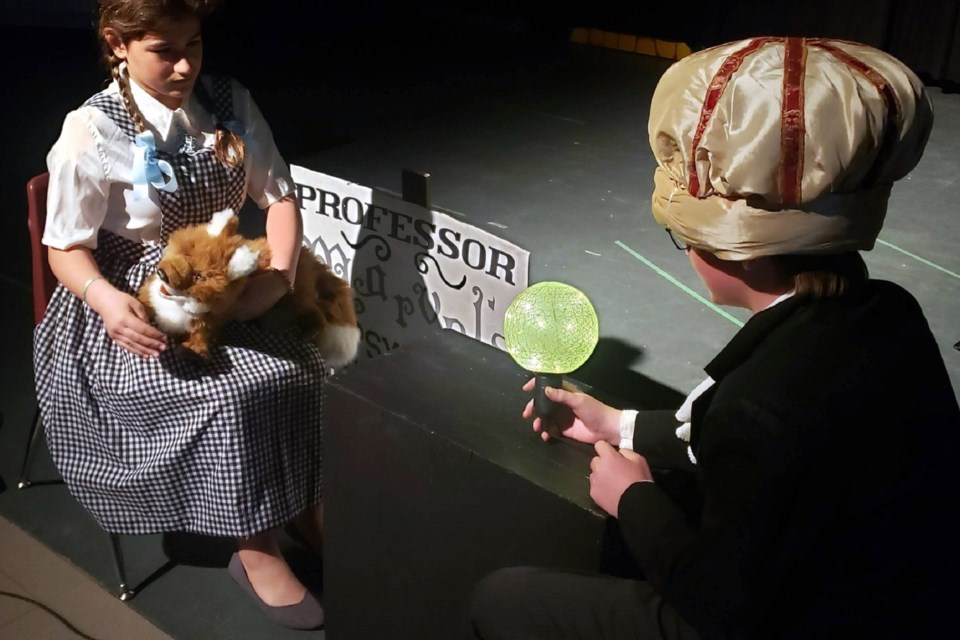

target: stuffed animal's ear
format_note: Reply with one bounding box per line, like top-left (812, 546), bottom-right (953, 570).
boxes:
top-left (228, 245), bottom-right (260, 281)
top-left (206, 208), bottom-right (239, 237)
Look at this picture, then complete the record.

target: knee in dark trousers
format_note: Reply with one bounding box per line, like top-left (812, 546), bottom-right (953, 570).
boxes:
top-left (469, 565), bottom-right (700, 640)
top-left (470, 566), bottom-right (539, 639)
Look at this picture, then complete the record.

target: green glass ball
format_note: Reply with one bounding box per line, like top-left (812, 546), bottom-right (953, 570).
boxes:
top-left (503, 281), bottom-right (599, 374)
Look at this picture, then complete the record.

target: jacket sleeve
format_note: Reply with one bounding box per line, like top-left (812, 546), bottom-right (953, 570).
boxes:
top-left (616, 400), bottom-right (803, 636)
top-left (631, 409), bottom-right (697, 473)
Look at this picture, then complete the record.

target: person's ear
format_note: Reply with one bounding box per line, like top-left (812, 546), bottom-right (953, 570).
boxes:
top-left (102, 28), bottom-right (127, 60)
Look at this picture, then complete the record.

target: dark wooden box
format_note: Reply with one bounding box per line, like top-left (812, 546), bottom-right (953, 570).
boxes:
top-left (323, 329), bottom-right (608, 639)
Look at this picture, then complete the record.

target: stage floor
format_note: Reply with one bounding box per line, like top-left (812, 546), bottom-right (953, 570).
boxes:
top-left (284, 35), bottom-right (960, 402)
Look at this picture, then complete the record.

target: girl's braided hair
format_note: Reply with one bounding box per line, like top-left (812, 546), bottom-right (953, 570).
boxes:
top-left (97, 0), bottom-right (244, 167)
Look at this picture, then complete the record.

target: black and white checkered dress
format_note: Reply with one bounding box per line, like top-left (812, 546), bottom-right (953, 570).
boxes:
top-left (33, 77), bottom-right (325, 537)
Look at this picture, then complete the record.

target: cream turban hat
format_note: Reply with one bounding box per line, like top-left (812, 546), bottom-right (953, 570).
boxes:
top-left (649, 37), bottom-right (933, 260)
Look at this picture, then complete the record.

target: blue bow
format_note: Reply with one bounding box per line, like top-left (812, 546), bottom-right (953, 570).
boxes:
top-left (133, 131), bottom-right (178, 198)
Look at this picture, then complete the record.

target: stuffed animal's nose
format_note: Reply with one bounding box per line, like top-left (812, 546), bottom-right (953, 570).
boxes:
top-left (157, 268), bottom-right (169, 284)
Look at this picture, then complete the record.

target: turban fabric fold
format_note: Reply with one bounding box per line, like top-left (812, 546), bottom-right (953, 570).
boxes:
top-left (648, 37), bottom-right (933, 259)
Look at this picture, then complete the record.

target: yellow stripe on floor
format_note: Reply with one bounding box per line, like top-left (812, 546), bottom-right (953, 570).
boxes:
top-left (570, 27), bottom-right (692, 60)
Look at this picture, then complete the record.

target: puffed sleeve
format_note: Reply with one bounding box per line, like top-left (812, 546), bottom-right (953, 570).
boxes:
top-left (43, 108), bottom-right (111, 249)
top-left (233, 80), bottom-right (296, 209)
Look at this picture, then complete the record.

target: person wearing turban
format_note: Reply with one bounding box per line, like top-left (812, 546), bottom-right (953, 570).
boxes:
top-left (471, 38), bottom-right (960, 639)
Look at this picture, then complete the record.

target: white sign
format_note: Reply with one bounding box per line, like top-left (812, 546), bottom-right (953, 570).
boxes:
top-left (291, 165), bottom-right (530, 359)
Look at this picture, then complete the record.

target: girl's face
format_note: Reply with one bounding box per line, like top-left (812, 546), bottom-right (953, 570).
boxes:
top-left (105, 15), bottom-right (202, 110)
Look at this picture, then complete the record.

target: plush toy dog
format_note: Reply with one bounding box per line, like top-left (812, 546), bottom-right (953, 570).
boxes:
top-left (139, 208), bottom-right (360, 365)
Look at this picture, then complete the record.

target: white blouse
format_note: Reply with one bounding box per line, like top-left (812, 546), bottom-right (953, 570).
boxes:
top-left (44, 70), bottom-right (295, 249)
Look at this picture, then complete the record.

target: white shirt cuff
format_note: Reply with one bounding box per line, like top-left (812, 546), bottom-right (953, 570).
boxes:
top-left (619, 409), bottom-right (638, 450)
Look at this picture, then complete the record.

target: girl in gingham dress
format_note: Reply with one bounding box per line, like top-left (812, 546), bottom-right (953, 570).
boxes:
top-left (34, 0), bottom-right (324, 629)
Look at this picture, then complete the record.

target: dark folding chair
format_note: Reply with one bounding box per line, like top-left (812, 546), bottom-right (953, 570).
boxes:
top-left (21, 172), bottom-right (135, 601)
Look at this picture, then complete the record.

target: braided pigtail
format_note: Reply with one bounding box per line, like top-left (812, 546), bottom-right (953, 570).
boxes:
top-left (215, 124), bottom-right (246, 169)
top-left (192, 80), bottom-right (245, 169)
top-left (111, 61), bottom-right (149, 133)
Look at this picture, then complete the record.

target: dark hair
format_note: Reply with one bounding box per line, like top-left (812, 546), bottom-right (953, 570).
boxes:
top-left (774, 252), bottom-right (869, 299)
top-left (97, 0), bottom-right (221, 69)
top-left (97, 0), bottom-right (243, 168)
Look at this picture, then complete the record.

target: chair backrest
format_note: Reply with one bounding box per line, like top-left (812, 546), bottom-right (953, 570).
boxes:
top-left (27, 173), bottom-right (56, 325)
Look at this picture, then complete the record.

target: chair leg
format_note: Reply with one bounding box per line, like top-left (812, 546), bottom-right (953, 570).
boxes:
top-left (20, 406), bottom-right (138, 602)
top-left (108, 533), bottom-right (136, 601)
top-left (17, 406), bottom-right (45, 489)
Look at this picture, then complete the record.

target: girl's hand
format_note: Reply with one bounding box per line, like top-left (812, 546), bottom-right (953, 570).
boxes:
top-left (521, 379), bottom-right (622, 444)
top-left (231, 271), bottom-right (289, 321)
top-left (86, 281), bottom-right (167, 357)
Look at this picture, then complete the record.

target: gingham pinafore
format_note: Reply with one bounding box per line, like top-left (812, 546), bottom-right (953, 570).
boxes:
top-left (33, 77), bottom-right (325, 537)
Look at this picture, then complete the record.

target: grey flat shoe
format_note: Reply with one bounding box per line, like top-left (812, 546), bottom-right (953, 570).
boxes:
top-left (228, 552), bottom-right (324, 630)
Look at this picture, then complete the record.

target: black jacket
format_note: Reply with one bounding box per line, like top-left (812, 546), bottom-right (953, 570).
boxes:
top-left (621, 280), bottom-right (960, 639)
